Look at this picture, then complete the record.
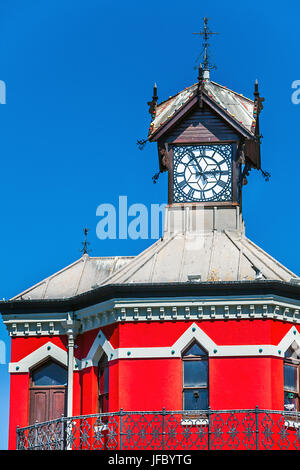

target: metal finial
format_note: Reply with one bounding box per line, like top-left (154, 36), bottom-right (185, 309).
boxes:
top-left (81, 227), bottom-right (91, 255)
top-left (198, 63), bottom-right (204, 82)
top-left (193, 18), bottom-right (218, 76)
top-left (147, 83), bottom-right (158, 118)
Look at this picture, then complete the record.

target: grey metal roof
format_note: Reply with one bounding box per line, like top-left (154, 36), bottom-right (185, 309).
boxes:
top-left (11, 216), bottom-right (297, 301)
top-left (11, 255), bottom-right (134, 301)
top-left (149, 81), bottom-right (255, 138)
top-left (96, 230), bottom-right (297, 286)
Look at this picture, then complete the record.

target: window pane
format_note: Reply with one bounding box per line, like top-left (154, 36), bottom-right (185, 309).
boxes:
top-left (99, 394), bottom-right (109, 413)
top-left (32, 362), bottom-right (67, 386)
top-left (99, 366), bottom-right (109, 395)
top-left (284, 364), bottom-right (297, 391)
top-left (184, 360), bottom-right (208, 387)
top-left (183, 343), bottom-right (207, 357)
top-left (184, 389), bottom-right (208, 411)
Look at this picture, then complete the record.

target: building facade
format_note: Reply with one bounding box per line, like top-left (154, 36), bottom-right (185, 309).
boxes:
top-left (2, 62), bottom-right (300, 451)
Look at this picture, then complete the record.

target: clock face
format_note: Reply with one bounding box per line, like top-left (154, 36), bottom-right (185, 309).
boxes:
top-left (173, 145), bottom-right (232, 202)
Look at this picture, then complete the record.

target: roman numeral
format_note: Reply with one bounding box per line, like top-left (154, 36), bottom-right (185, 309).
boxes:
top-left (218, 180), bottom-right (227, 188)
top-left (186, 188), bottom-right (195, 199)
top-left (178, 180), bottom-right (188, 190)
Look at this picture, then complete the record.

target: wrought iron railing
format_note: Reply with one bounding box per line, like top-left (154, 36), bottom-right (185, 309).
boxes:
top-left (16, 408), bottom-right (300, 451)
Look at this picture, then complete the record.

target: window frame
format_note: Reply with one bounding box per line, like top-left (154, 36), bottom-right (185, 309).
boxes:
top-left (98, 353), bottom-right (109, 414)
top-left (181, 342), bottom-right (209, 413)
top-left (284, 356), bottom-right (300, 413)
top-left (29, 359), bottom-right (67, 425)
top-left (29, 359), bottom-right (68, 389)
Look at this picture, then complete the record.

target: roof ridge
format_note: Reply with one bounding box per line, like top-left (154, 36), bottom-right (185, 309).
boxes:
top-left (100, 234), bottom-right (177, 285)
top-left (156, 81), bottom-right (253, 110)
top-left (243, 236), bottom-right (298, 278)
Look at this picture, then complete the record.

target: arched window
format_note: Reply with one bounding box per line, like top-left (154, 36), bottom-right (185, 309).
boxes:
top-left (284, 342), bottom-right (300, 412)
top-left (98, 353), bottom-right (109, 413)
top-left (29, 360), bottom-right (67, 424)
top-left (182, 342), bottom-right (208, 411)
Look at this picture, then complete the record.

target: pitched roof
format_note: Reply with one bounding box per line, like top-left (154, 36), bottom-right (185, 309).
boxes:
top-left (94, 230), bottom-right (297, 285)
top-left (11, 255), bottom-right (134, 300)
top-left (11, 209), bottom-right (298, 302)
top-left (148, 81), bottom-right (255, 139)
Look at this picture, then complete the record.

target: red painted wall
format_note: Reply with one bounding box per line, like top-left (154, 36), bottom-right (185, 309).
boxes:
top-left (117, 358), bottom-right (182, 411)
top-left (9, 373), bottom-right (29, 450)
top-left (209, 356), bottom-right (283, 410)
top-left (80, 366), bottom-right (98, 415)
top-left (7, 319), bottom-right (295, 448)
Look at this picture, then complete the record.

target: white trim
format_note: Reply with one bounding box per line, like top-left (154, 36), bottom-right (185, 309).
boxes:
top-left (3, 295), bottom-right (300, 338)
top-left (9, 341), bottom-right (68, 373)
top-left (80, 323), bottom-right (300, 366)
top-left (80, 330), bottom-right (114, 367)
top-left (172, 323), bottom-right (216, 355)
top-left (277, 326), bottom-right (300, 355)
top-left (76, 295), bottom-right (300, 332)
top-left (10, 325), bottom-right (300, 373)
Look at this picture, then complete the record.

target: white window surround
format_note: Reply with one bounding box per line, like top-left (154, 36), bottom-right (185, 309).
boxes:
top-left (81, 323), bottom-right (300, 365)
top-left (9, 324), bottom-right (300, 373)
top-left (9, 341), bottom-right (69, 373)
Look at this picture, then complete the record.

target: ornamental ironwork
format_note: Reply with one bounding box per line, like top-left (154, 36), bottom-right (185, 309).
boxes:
top-left (16, 408), bottom-right (300, 451)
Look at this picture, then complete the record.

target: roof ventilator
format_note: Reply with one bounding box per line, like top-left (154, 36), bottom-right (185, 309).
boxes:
top-left (187, 274), bottom-right (202, 283)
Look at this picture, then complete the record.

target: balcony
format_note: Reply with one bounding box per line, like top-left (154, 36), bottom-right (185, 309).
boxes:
top-left (17, 408), bottom-right (300, 451)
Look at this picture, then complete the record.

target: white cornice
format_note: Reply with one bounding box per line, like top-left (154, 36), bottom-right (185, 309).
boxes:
top-left (3, 294), bottom-right (300, 338)
top-left (77, 295), bottom-right (300, 332)
top-left (2, 312), bottom-right (69, 337)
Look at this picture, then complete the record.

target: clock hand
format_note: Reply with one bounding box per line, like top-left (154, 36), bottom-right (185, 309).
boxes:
top-left (190, 156), bottom-right (202, 174)
top-left (189, 158), bottom-right (208, 183)
top-left (203, 168), bottom-right (219, 178)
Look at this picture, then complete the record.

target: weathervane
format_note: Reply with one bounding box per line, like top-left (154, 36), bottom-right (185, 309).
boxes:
top-left (193, 18), bottom-right (218, 72)
top-left (81, 227), bottom-right (91, 255)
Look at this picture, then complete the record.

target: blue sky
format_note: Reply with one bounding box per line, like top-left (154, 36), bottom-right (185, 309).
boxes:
top-left (0, 0), bottom-right (300, 449)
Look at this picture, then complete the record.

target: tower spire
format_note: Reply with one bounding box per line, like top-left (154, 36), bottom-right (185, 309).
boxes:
top-left (193, 17), bottom-right (218, 80)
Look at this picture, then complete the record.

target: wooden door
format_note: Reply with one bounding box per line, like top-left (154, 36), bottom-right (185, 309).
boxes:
top-left (29, 387), bottom-right (66, 424)
top-left (29, 360), bottom-right (67, 425)
top-left (29, 388), bottom-right (49, 424)
top-left (49, 388), bottom-right (67, 420)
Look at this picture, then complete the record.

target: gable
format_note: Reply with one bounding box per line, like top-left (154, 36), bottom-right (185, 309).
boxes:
top-left (149, 81), bottom-right (255, 143)
top-left (162, 103), bottom-right (240, 144)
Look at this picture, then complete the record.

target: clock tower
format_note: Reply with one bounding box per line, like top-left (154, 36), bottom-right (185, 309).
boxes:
top-left (3, 20), bottom-right (300, 452)
top-left (147, 51), bottom-right (264, 233)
